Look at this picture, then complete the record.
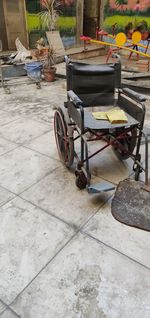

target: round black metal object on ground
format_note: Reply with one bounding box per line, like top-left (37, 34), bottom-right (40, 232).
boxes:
top-left (111, 178), bottom-right (150, 232)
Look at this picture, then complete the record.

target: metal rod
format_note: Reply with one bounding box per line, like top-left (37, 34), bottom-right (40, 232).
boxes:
top-left (142, 131), bottom-right (149, 185)
top-left (90, 39), bottom-right (150, 59)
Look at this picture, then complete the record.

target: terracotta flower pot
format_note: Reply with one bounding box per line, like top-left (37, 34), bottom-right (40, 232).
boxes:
top-left (43, 66), bottom-right (56, 82)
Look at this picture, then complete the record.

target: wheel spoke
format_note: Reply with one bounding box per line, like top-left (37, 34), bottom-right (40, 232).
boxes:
top-left (54, 109), bottom-right (74, 168)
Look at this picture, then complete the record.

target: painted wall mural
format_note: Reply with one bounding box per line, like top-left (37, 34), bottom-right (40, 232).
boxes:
top-left (103, 0), bottom-right (150, 36)
top-left (26, 0), bottom-right (76, 48)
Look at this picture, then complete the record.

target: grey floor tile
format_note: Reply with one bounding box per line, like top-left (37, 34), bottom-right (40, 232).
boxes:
top-left (89, 144), bottom-right (132, 184)
top-left (11, 233), bottom-right (150, 318)
top-left (0, 301), bottom-right (6, 315)
top-left (0, 81), bottom-right (65, 117)
top-left (0, 197), bottom-right (74, 304)
top-left (0, 110), bottom-right (21, 127)
top-left (0, 118), bottom-right (50, 145)
top-left (21, 166), bottom-right (112, 226)
top-left (28, 107), bottom-right (55, 124)
top-left (0, 137), bottom-right (18, 157)
top-left (0, 147), bottom-right (60, 194)
top-left (0, 309), bottom-right (19, 318)
top-left (26, 131), bottom-right (59, 159)
top-left (0, 186), bottom-right (15, 207)
top-left (83, 198), bottom-right (150, 268)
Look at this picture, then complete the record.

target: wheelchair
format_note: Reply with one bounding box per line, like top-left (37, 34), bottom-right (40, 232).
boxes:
top-left (54, 56), bottom-right (148, 193)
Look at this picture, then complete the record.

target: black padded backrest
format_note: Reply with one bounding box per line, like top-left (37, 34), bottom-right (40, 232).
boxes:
top-left (66, 61), bottom-right (121, 107)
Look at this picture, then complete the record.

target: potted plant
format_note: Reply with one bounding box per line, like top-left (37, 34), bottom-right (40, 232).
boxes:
top-left (43, 45), bottom-right (57, 82)
top-left (39, 0), bottom-right (65, 59)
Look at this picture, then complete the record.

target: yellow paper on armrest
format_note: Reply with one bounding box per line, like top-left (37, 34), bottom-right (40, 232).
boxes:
top-left (92, 112), bottom-right (108, 120)
top-left (106, 108), bottom-right (128, 124)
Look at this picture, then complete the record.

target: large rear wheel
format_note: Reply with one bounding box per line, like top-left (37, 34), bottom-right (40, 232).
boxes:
top-left (113, 127), bottom-right (137, 160)
top-left (54, 108), bottom-right (74, 168)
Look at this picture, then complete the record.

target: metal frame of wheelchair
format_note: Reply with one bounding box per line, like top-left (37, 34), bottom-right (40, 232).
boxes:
top-left (54, 57), bottom-right (148, 193)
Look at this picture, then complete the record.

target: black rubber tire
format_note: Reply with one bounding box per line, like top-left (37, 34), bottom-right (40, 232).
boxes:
top-left (54, 108), bottom-right (74, 168)
top-left (113, 127), bottom-right (137, 160)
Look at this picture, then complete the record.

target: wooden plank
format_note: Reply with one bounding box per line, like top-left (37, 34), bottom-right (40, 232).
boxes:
top-left (3, 0), bottom-right (28, 50)
top-left (46, 31), bottom-right (65, 57)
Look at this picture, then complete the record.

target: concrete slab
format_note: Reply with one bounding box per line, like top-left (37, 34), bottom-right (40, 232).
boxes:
top-left (0, 110), bottom-right (21, 127)
top-left (84, 198), bottom-right (150, 268)
top-left (0, 137), bottom-right (18, 156)
top-left (0, 186), bottom-right (15, 207)
top-left (11, 233), bottom-right (150, 318)
top-left (0, 309), bottom-right (20, 318)
top-left (0, 118), bottom-right (49, 144)
top-left (27, 107), bottom-right (55, 124)
top-left (0, 301), bottom-right (6, 315)
top-left (26, 131), bottom-right (59, 160)
top-left (0, 118), bottom-right (50, 145)
top-left (0, 147), bottom-right (60, 194)
top-left (20, 166), bottom-right (112, 227)
top-left (0, 197), bottom-right (74, 303)
top-left (89, 145), bottom-right (132, 185)
top-left (0, 81), bottom-right (66, 118)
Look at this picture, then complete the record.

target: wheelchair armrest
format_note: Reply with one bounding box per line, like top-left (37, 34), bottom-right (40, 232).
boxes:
top-left (67, 90), bottom-right (84, 133)
top-left (68, 90), bottom-right (83, 107)
top-left (122, 88), bottom-right (146, 103)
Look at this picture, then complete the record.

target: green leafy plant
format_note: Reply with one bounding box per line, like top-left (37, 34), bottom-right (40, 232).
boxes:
top-left (39, 0), bottom-right (61, 31)
top-left (43, 46), bottom-right (56, 68)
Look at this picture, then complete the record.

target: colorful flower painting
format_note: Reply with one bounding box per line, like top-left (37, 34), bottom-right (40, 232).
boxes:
top-left (26, 0), bottom-right (76, 48)
top-left (103, 0), bottom-right (150, 34)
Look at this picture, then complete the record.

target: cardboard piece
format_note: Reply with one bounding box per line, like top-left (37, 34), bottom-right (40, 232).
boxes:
top-left (46, 31), bottom-right (65, 57)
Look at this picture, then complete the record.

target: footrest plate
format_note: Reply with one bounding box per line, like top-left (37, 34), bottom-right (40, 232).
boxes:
top-left (87, 181), bottom-right (116, 194)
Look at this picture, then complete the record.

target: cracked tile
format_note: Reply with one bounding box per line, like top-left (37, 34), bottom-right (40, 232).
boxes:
top-left (26, 130), bottom-right (59, 159)
top-left (0, 197), bottom-right (74, 303)
top-left (0, 137), bottom-right (18, 156)
top-left (0, 118), bottom-right (50, 144)
top-left (0, 301), bottom-right (6, 315)
top-left (11, 233), bottom-right (150, 318)
top-left (0, 308), bottom-right (19, 317)
top-left (0, 110), bottom-right (21, 127)
top-left (0, 147), bottom-right (60, 194)
top-left (84, 198), bottom-right (150, 268)
top-left (0, 186), bottom-right (15, 207)
top-left (21, 165), bottom-right (114, 226)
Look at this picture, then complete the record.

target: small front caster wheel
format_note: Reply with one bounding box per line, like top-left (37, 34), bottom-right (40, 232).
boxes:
top-left (75, 171), bottom-right (87, 190)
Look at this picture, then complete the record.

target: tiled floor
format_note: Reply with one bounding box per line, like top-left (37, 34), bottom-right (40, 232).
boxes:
top-left (0, 72), bottom-right (150, 318)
